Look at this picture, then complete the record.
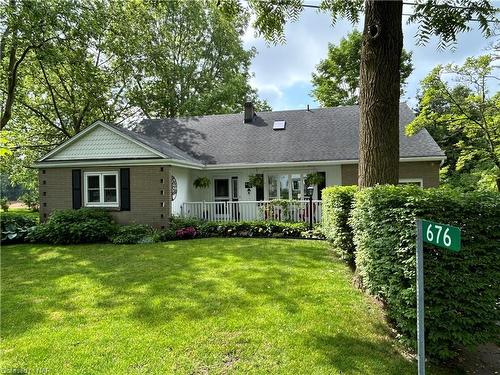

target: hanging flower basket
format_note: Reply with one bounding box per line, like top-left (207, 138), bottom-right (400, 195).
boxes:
top-left (247, 174), bottom-right (264, 188)
top-left (193, 176), bottom-right (211, 189)
top-left (304, 172), bottom-right (324, 186)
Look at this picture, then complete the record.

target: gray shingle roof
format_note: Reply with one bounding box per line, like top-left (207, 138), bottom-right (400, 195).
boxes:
top-left (131, 103), bottom-right (444, 165)
top-left (108, 123), bottom-right (201, 164)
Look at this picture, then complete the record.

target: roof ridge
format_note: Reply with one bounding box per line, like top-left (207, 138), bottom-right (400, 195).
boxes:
top-left (140, 102), bottom-right (413, 122)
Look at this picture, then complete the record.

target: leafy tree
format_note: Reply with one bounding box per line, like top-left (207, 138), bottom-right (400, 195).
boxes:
top-left (0, 173), bottom-right (24, 200)
top-left (407, 55), bottom-right (499, 191)
top-left (311, 30), bottom-right (413, 107)
top-left (231, 0), bottom-right (497, 187)
top-left (0, 0), bottom-right (134, 191)
top-left (1, 0), bottom-right (268, 191)
top-left (1, 0), bottom-right (54, 128)
top-left (14, 1), bottom-right (134, 137)
top-left (125, 0), bottom-right (267, 118)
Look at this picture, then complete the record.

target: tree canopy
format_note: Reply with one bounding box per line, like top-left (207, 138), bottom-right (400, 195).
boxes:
top-left (0, 0), bottom-right (269, 192)
top-left (407, 55), bottom-right (499, 191)
top-left (243, 0), bottom-right (497, 47)
top-left (124, 0), bottom-right (269, 118)
top-left (311, 30), bottom-right (413, 107)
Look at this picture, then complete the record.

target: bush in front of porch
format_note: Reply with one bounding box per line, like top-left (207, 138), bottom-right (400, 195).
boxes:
top-left (19, 208), bottom-right (325, 246)
top-left (168, 217), bottom-right (323, 239)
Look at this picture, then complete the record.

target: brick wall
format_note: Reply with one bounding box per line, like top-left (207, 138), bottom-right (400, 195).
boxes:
top-left (341, 161), bottom-right (441, 187)
top-left (39, 165), bottom-right (172, 228)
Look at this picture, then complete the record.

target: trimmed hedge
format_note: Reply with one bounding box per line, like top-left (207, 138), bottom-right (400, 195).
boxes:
top-left (28, 208), bottom-right (116, 244)
top-left (322, 186), bottom-right (357, 265)
top-left (351, 186), bottom-right (500, 360)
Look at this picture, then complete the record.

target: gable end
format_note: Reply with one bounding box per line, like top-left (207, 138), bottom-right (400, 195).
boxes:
top-left (42, 122), bottom-right (163, 161)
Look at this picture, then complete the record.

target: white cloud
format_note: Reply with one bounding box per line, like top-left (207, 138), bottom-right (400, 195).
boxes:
top-left (245, 9), bottom-right (360, 108)
top-left (245, 7), bottom-right (495, 111)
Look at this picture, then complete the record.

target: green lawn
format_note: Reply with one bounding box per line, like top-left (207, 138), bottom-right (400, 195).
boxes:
top-left (1, 238), bottom-right (416, 374)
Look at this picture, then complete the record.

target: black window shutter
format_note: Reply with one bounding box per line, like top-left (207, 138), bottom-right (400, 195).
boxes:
top-left (120, 168), bottom-right (130, 211)
top-left (72, 169), bottom-right (82, 209)
top-left (256, 174), bottom-right (264, 201)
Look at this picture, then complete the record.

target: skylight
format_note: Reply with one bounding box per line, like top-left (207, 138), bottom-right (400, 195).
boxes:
top-left (273, 120), bottom-right (286, 130)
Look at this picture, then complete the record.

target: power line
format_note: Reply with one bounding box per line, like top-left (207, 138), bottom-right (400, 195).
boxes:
top-left (268, 1), bottom-right (499, 24)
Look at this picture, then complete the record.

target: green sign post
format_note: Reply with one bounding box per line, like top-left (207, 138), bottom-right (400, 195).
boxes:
top-left (416, 219), bottom-right (461, 375)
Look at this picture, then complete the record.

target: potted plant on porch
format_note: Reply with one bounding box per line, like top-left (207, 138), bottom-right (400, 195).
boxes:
top-left (304, 172), bottom-right (324, 187)
top-left (193, 176), bottom-right (211, 189)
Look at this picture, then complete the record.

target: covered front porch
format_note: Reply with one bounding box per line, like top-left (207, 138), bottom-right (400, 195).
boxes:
top-left (180, 200), bottom-right (322, 223)
top-left (170, 164), bottom-right (339, 224)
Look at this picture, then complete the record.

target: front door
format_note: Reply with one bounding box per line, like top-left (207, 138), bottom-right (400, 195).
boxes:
top-left (214, 178), bottom-right (230, 201)
top-left (214, 178), bottom-right (230, 218)
top-left (214, 177), bottom-right (239, 219)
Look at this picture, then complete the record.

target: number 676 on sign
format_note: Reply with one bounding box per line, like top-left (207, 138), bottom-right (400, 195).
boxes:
top-left (422, 220), bottom-right (461, 252)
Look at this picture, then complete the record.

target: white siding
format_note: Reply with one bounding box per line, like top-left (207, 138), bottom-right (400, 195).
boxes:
top-left (47, 126), bottom-right (158, 160)
top-left (171, 166), bottom-right (192, 215)
top-left (324, 165), bottom-right (342, 187)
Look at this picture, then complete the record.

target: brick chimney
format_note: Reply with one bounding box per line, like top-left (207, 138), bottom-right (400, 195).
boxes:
top-left (244, 102), bottom-right (254, 123)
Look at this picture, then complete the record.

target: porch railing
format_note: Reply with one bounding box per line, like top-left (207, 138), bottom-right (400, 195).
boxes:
top-left (180, 200), bottom-right (322, 224)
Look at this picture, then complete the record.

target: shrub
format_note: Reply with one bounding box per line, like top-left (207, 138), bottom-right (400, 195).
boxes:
top-left (175, 226), bottom-right (197, 239)
top-left (322, 186), bottom-right (357, 265)
top-left (28, 208), bottom-right (116, 244)
top-left (0, 197), bottom-right (9, 212)
top-left (197, 220), bottom-right (309, 238)
top-left (154, 228), bottom-right (177, 242)
top-left (47, 208), bottom-right (112, 225)
top-left (168, 218), bottom-right (311, 239)
top-left (111, 224), bottom-right (155, 244)
top-left (300, 225), bottom-right (325, 240)
top-left (169, 216), bottom-right (204, 230)
top-left (351, 185), bottom-right (500, 360)
top-left (19, 190), bottom-right (39, 211)
top-left (1, 212), bottom-right (37, 243)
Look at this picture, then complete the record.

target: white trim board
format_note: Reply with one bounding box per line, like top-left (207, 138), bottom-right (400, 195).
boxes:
top-left (202, 156), bottom-right (445, 170)
top-left (34, 155), bottom-right (445, 169)
top-left (399, 178), bottom-right (424, 187)
top-left (34, 158), bottom-right (203, 169)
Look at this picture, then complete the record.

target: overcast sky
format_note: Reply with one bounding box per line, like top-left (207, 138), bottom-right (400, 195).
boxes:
top-left (243, 3), bottom-right (497, 111)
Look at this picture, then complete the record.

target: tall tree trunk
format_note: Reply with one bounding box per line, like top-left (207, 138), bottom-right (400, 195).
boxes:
top-left (358, 0), bottom-right (403, 187)
top-left (0, 0), bottom-right (21, 130)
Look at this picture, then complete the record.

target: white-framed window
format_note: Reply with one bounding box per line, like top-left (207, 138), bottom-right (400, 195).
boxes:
top-left (266, 173), bottom-right (318, 200)
top-left (84, 171), bottom-right (119, 207)
top-left (399, 178), bottom-right (423, 187)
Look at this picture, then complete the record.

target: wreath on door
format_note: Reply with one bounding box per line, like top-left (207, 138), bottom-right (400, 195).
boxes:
top-left (171, 176), bottom-right (177, 201)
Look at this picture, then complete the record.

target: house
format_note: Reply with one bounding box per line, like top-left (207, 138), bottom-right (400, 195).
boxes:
top-left (34, 102), bottom-right (445, 227)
